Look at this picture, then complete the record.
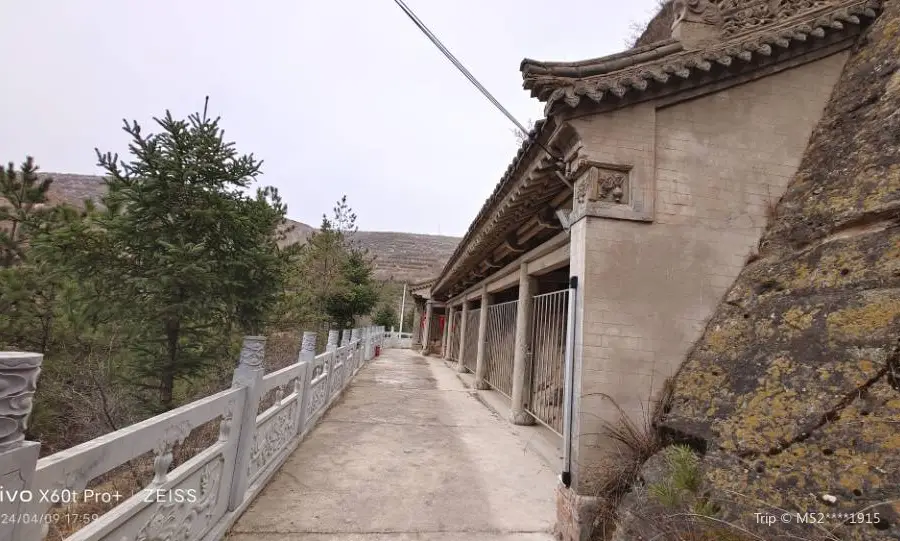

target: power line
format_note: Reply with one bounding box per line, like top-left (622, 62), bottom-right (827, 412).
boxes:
top-left (390, 0), bottom-right (560, 160)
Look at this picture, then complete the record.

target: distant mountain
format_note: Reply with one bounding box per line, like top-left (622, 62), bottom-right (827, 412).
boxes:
top-left (38, 173), bottom-right (457, 284)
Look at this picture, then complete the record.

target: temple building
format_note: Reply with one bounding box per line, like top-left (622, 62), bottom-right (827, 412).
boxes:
top-left (415, 0), bottom-right (880, 538)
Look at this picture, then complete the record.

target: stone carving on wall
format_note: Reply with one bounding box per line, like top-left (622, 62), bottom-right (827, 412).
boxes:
top-left (590, 169), bottom-right (628, 204)
top-left (569, 161), bottom-right (650, 223)
top-left (0, 352), bottom-right (42, 450)
top-left (575, 165), bottom-right (630, 208)
top-left (133, 456), bottom-right (223, 541)
top-left (248, 402), bottom-right (298, 480)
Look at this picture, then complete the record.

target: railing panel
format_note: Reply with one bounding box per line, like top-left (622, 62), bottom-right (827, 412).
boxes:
top-left (249, 367), bottom-right (307, 485)
top-left (484, 300), bottom-right (517, 398)
top-left (527, 289), bottom-right (568, 435)
top-left (261, 360), bottom-right (307, 397)
top-left (23, 386), bottom-right (245, 541)
top-left (463, 309), bottom-right (480, 373)
top-left (306, 369), bottom-right (329, 424)
top-left (66, 447), bottom-right (228, 541)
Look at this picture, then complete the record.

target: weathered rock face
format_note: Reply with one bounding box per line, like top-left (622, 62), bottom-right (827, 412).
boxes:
top-left (660, 2), bottom-right (900, 539)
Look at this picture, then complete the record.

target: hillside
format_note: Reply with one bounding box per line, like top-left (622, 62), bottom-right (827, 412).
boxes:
top-left (614, 2), bottom-right (900, 539)
top-left (40, 173), bottom-right (457, 283)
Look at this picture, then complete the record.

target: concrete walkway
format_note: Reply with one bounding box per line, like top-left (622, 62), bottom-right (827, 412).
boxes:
top-left (228, 349), bottom-right (558, 541)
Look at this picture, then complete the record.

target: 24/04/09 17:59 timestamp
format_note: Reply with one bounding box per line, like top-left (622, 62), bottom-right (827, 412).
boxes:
top-left (0, 512), bottom-right (100, 526)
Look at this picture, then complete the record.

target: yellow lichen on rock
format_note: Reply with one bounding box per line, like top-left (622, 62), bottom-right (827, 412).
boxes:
top-left (826, 295), bottom-right (900, 340)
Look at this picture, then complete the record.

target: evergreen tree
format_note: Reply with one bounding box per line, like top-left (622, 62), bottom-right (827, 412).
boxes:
top-left (324, 248), bottom-right (379, 329)
top-left (372, 304), bottom-right (398, 329)
top-left (55, 99), bottom-right (288, 410)
top-left (0, 157), bottom-right (52, 267)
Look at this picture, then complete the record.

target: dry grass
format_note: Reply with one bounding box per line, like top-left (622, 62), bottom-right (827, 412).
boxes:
top-left (587, 379), bottom-right (675, 539)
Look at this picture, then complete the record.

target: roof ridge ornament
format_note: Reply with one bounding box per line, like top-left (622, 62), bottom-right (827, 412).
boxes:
top-left (672, 0), bottom-right (725, 49)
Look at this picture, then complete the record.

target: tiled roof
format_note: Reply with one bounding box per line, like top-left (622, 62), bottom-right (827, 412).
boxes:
top-left (431, 119), bottom-right (559, 296)
top-left (521, 0), bottom-right (880, 115)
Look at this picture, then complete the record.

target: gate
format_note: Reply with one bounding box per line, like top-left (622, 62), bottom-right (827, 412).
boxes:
top-left (484, 300), bottom-right (517, 397)
top-left (527, 289), bottom-right (568, 434)
top-left (463, 308), bottom-right (480, 373)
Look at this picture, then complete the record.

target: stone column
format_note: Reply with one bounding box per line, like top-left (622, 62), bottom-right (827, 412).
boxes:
top-left (412, 304), bottom-right (422, 345)
top-left (342, 328), bottom-right (352, 347)
top-left (326, 329), bottom-right (339, 352)
top-left (228, 336), bottom-right (266, 510)
top-left (0, 352), bottom-right (42, 541)
top-left (457, 301), bottom-right (469, 373)
top-left (442, 305), bottom-right (454, 358)
top-left (422, 300), bottom-right (434, 353)
top-left (296, 331), bottom-right (317, 436)
top-left (474, 287), bottom-right (491, 390)
top-left (510, 264), bottom-right (537, 425)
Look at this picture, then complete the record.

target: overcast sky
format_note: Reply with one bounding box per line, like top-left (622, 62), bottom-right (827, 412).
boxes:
top-left (2, 0), bottom-right (661, 236)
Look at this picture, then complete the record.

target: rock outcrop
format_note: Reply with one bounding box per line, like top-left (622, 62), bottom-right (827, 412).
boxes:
top-left (656, 2), bottom-right (900, 539)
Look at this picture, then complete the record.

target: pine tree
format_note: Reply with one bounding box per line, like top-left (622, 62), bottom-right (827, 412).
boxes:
top-left (58, 99), bottom-right (290, 411)
top-left (0, 157), bottom-right (52, 267)
top-left (372, 304), bottom-right (398, 329)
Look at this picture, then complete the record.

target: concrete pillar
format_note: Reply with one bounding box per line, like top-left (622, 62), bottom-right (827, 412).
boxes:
top-left (510, 264), bottom-right (537, 425)
top-left (422, 300), bottom-right (434, 353)
top-left (457, 301), bottom-right (469, 373)
top-left (442, 305), bottom-right (455, 358)
top-left (474, 287), bottom-right (491, 390)
top-left (412, 304), bottom-right (422, 345)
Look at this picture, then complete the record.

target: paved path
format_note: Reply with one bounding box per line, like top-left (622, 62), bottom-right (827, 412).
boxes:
top-left (228, 348), bottom-right (557, 541)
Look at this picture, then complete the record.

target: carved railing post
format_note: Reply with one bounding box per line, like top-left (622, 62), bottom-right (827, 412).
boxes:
top-left (351, 328), bottom-right (361, 371)
top-left (0, 352), bottom-right (42, 541)
top-left (326, 330), bottom-right (339, 353)
top-left (228, 336), bottom-right (266, 511)
top-left (297, 331), bottom-right (316, 437)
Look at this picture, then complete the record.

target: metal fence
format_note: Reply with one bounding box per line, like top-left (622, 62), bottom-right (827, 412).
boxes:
top-left (484, 300), bottom-right (517, 398)
top-left (527, 289), bottom-right (568, 434)
top-left (447, 310), bottom-right (462, 361)
top-left (463, 308), bottom-right (480, 373)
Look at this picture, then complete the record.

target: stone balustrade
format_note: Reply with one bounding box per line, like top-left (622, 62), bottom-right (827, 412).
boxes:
top-left (0, 326), bottom-right (385, 541)
top-left (383, 329), bottom-right (413, 349)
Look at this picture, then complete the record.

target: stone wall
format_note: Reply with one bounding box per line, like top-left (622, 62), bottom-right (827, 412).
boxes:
top-left (566, 51), bottom-right (849, 494)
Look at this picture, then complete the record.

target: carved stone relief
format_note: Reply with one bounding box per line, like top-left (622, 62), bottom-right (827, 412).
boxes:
top-left (590, 169), bottom-right (629, 204)
top-left (306, 378), bottom-right (328, 422)
top-left (248, 401), bottom-right (298, 481)
top-left (575, 165), bottom-right (631, 210)
top-left (132, 456), bottom-right (224, 541)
